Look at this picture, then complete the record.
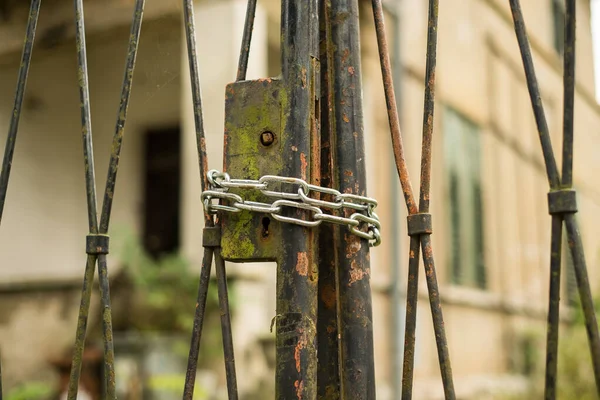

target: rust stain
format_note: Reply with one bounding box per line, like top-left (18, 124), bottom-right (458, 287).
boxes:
top-left (300, 153), bottom-right (308, 181)
top-left (301, 67), bottom-right (307, 88)
top-left (349, 259), bottom-right (371, 286)
top-left (320, 284), bottom-right (336, 309)
top-left (294, 379), bottom-right (304, 400)
top-left (346, 236), bottom-right (362, 258)
top-left (327, 325), bottom-right (335, 334)
top-left (294, 328), bottom-right (308, 373)
top-left (296, 252), bottom-right (309, 276)
top-left (348, 66), bottom-right (355, 75)
top-left (344, 170), bottom-right (354, 177)
top-left (291, 145), bottom-right (298, 152)
top-left (410, 250), bottom-right (415, 258)
top-left (343, 114), bottom-right (350, 123)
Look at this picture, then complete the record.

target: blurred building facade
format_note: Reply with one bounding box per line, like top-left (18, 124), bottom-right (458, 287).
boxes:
top-left (0, 0), bottom-right (598, 399)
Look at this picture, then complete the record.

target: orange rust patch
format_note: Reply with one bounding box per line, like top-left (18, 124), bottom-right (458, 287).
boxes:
top-left (296, 252), bottom-right (309, 276)
top-left (348, 66), bottom-right (355, 75)
top-left (409, 250), bottom-right (415, 258)
top-left (346, 236), bottom-right (362, 258)
top-left (294, 329), bottom-right (307, 373)
top-left (295, 379), bottom-right (304, 400)
top-left (343, 114), bottom-right (350, 123)
top-left (344, 170), bottom-right (354, 177)
top-left (300, 153), bottom-right (308, 181)
top-left (349, 259), bottom-right (370, 286)
top-left (301, 67), bottom-right (307, 88)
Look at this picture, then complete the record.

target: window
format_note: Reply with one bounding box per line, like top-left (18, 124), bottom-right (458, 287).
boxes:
top-left (444, 107), bottom-right (486, 289)
top-left (552, 0), bottom-right (565, 55)
top-left (143, 127), bottom-right (181, 258)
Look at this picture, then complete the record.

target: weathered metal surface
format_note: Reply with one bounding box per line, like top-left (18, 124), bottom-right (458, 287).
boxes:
top-left (371, 0), bottom-right (455, 398)
top-left (0, 0), bottom-right (40, 224)
top-left (330, 1), bottom-right (376, 398)
top-left (67, 0), bottom-right (145, 398)
top-left (236, 0), bottom-right (257, 82)
top-left (316, 0), bottom-right (341, 398)
top-left (508, 0), bottom-right (600, 398)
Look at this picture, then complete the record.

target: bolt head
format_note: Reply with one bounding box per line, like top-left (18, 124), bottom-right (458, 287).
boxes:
top-left (260, 131), bottom-right (275, 146)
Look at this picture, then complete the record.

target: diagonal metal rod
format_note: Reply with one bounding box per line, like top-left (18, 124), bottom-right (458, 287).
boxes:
top-left (544, 216), bottom-right (563, 399)
top-left (508, 0), bottom-right (560, 189)
top-left (67, 1), bottom-right (145, 398)
top-left (183, 246), bottom-right (215, 400)
top-left (401, 236), bottom-right (421, 400)
top-left (215, 249), bottom-right (239, 400)
top-left (561, 0), bottom-right (575, 188)
top-left (182, 0), bottom-right (213, 227)
top-left (372, 0), bottom-right (454, 398)
top-left (236, 0), bottom-right (258, 81)
top-left (508, 0), bottom-right (600, 396)
top-left (0, 0), bottom-right (42, 224)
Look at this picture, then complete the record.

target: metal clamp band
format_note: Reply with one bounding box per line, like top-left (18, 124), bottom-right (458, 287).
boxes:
top-left (86, 234), bottom-right (110, 255)
top-left (407, 213), bottom-right (432, 236)
top-left (547, 189), bottom-right (577, 215)
top-left (203, 226), bottom-right (222, 248)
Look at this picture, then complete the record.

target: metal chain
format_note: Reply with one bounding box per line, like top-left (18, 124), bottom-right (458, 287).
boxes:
top-left (203, 170), bottom-right (382, 246)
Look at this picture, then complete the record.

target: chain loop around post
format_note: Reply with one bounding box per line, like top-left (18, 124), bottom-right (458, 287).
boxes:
top-left (203, 170), bottom-right (382, 246)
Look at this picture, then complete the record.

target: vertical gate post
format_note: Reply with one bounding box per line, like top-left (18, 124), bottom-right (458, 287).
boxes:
top-left (330, 1), bottom-right (377, 398)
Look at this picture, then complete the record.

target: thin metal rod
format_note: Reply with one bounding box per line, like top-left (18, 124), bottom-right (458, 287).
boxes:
top-left (371, 0), bottom-right (417, 215)
top-left (183, 0), bottom-right (212, 226)
top-left (0, 0), bottom-right (42, 223)
top-left (67, 256), bottom-right (97, 400)
top-left (236, 0), bottom-right (258, 81)
top-left (564, 214), bottom-right (600, 395)
top-left (401, 236), bottom-right (421, 400)
top-left (418, 0), bottom-right (438, 214)
top-left (544, 216), bottom-right (563, 400)
top-left (508, 0), bottom-right (560, 189)
top-left (97, 254), bottom-right (116, 398)
top-left (561, 0), bottom-right (575, 187)
top-left (183, 247), bottom-right (215, 400)
top-left (99, 0), bottom-right (145, 233)
top-left (421, 235), bottom-right (455, 399)
top-left (74, 0), bottom-right (99, 235)
top-left (214, 249), bottom-right (239, 400)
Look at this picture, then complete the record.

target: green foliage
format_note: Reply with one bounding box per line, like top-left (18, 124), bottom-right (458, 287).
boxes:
top-left (5, 382), bottom-right (53, 400)
top-left (111, 227), bottom-right (234, 366)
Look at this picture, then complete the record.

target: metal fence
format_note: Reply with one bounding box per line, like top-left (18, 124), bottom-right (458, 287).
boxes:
top-left (0, 0), bottom-right (598, 399)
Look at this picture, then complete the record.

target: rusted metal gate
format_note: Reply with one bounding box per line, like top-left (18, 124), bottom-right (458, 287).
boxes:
top-left (0, 0), bottom-right (598, 399)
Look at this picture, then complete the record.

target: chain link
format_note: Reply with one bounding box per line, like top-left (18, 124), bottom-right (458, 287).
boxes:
top-left (203, 170), bottom-right (381, 246)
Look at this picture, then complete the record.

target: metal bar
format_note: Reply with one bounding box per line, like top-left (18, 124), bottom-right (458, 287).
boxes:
top-left (371, 0), bottom-right (417, 215)
top-left (401, 236), bottom-right (421, 400)
top-left (561, 0), bottom-right (575, 187)
top-left (67, 256), bottom-right (97, 400)
top-left (236, 0), bottom-right (258, 81)
top-left (544, 215), bottom-right (563, 400)
top-left (564, 214), bottom-right (600, 395)
top-left (317, 1), bottom-right (341, 397)
top-left (68, 1), bottom-right (145, 397)
top-left (276, 1), bottom-right (319, 398)
top-left (99, 0), bottom-right (145, 234)
top-left (214, 249), bottom-right (239, 399)
top-left (417, 0), bottom-right (438, 214)
top-left (330, 1), bottom-right (375, 398)
top-left (421, 235), bottom-right (455, 399)
top-left (183, 0), bottom-right (212, 226)
top-left (0, 0), bottom-right (41, 224)
top-left (507, 0), bottom-right (560, 189)
top-left (74, 0), bottom-right (100, 235)
top-left (183, 247), bottom-right (215, 400)
top-left (97, 254), bottom-right (116, 399)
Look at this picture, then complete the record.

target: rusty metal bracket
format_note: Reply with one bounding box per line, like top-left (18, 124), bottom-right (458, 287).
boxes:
top-left (202, 226), bottom-right (222, 248)
top-left (407, 213), bottom-right (433, 236)
top-left (85, 234), bottom-right (110, 255)
top-left (547, 189), bottom-right (578, 215)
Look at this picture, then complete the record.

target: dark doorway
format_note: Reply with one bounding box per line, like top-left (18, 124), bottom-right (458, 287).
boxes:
top-left (142, 127), bottom-right (181, 258)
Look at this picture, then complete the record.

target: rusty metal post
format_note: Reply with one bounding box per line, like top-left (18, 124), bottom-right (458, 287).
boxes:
top-left (330, 1), bottom-right (376, 398)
